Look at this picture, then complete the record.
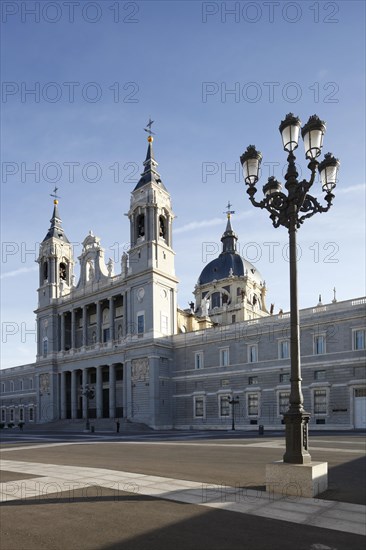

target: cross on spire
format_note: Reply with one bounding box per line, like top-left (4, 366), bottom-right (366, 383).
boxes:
top-left (224, 201), bottom-right (235, 219)
top-left (50, 186), bottom-right (60, 201)
top-left (144, 117), bottom-right (156, 137)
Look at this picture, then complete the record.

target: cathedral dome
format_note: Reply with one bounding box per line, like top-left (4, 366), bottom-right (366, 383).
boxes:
top-left (198, 216), bottom-right (264, 286)
top-left (198, 253), bottom-right (263, 286)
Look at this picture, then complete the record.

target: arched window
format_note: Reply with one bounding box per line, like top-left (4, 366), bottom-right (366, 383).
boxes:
top-left (137, 214), bottom-right (145, 238)
top-left (43, 337), bottom-right (48, 357)
top-left (59, 262), bottom-right (67, 281)
top-left (159, 215), bottom-right (166, 239)
top-left (43, 261), bottom-right (48, 282)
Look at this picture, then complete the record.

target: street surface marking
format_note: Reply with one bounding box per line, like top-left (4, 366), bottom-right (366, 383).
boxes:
top-left (0, 459), bottom-right (365, 536)
top-left (1, 440), bottom-right (365, 454)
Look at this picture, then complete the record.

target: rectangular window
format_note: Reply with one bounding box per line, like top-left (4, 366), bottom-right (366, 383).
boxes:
top-left (280, 373), bottom-right (290, 383)
top-left (279, 340), bottom-right (290, 359)
top-left (194, 396), bottom-right (205, 418)
top-left (231, 315), bottom-right (236, 323)
top-left (314, 389), bottom-right (327, 415)
top-left (247, 393), bottom-right (259, 416)
top-left (161, 314), bottom-right (169, 334)
top-left (220, 348), bottom-right (229, 367)
top-left (29, 378), bottom-right (33, 390)
top-left (248, 376), bottom-right (258, 385)
top-left (353, 329), bottom-right (365, 350)
top-left (314, 335), bottom-right (325, 355)
top-left (103, 328), bottom-right (110, 342)
top-left (279, 391), bottom-right (290, 415)
top-left (195, 352), bottom-right (203, 370)
top-left (10, 409), bottom-right (14, 422)
top-left (10, 381), bottom-right (14, 392)
top-left (19, 379), bottom-right (23, 391)
top-left (19, 408), bottom-right (24, 422)
top-left (1, 383), bottom-right (5, 393)
top-left (248, 345), bottom-right (258, 363)
top-left (219, 395), bottom-right (230, 417)
top-left (211, 292), bottom-right (220, 309)
top-left (29, 408), bottom-right (34, 422)
top-left (314, 370), bottom-right (326, 380)
top-left (137, 314), bottom-right (144, 334)
top-left (1, 409), bottom-right (5, 422)
top-left (115, 306), bottom-right (124, 318)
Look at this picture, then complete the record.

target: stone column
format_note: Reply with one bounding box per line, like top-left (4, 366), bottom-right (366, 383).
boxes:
top-left (60, 313), bottom-right (65, 351)
top-left (109, 297), bottom-right (115, 342)
top-left (96, 301), bottom-right (102, 344)
top-left (71, 309), bottom-right (76, 350)
top-left (60, 371), bottom-right (67, 420)
top-left (82, 369), bottom-right (88, 419)
top-left (82, 305), bottom-right (88, 347)
top-left (50, 257), bottom-right (55, 285)
top-left (122, 363), bottom-right (127, 418)
top-left (96, 366), bottom-right (103, 419)
top-left (109, 364), bottom-right (116, 418)
top-left (71, 370), bottom-right (78, 419)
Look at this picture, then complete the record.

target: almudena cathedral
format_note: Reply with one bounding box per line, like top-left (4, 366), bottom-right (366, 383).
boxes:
top-left (1, 135), bottom-right (366, 431)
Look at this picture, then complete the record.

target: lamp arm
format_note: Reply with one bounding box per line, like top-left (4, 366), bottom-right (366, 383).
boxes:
top-left (247, 187), bottom-right (264, 208)
top-left (302, 159), bottom-right (319, 194)
top-left (297, 193), bottom-right (333, 225)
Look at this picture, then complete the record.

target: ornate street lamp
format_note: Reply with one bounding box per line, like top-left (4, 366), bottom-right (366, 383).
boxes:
top-left (240, 114), bottom-right (339, 464)
top-left (228, 395), bottom-right (240, 431)
top-left (81, 384), bottom-right (95, 431)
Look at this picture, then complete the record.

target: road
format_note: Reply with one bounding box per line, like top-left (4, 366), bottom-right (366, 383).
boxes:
top-left (0, 430), bottom-right (365, 550)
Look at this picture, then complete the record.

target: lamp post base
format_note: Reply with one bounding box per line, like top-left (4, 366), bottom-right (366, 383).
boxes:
top-left (266, 460), bottom-right (328, 498)
top-left (283, 411), bottom-right (311, 464)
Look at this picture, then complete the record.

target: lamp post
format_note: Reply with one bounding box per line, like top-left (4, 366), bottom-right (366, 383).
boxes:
top-left (81, 384), bottom-right (95, 431)
top-left (228, 396), bottom-right (240, 431)
top-left (240, 114), bottom-right (339, 464)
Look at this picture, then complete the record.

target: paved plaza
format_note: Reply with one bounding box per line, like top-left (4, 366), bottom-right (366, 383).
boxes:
top-left (0, 430), bottom-right (365, 549)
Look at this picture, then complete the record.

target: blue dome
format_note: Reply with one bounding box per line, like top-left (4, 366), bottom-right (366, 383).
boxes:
top-left (198, 217), bottom-right (264, 286)
top-left (199, 252), bottom-right (244, 285)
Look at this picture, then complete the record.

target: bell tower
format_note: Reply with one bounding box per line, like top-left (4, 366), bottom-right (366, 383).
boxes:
top-left (37, 193), bottom-right (74, 308)
top-left (126, 127), bottom-right (178, 336)
top-left (127, 135), bottom-right (175, 276)
top-left (36, 192), bottom-right (74, 357)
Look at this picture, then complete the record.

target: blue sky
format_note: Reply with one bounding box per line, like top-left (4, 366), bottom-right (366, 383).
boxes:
top-left (1, 0), bottom-right (365, 368)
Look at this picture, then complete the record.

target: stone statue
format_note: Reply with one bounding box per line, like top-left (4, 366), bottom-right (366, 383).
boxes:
top-left (201, 297), bottom-right (209, 317)
top-left (107, 258), bottom-right (114, 277)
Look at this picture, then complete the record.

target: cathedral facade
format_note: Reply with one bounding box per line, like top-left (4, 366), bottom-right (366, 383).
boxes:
top-left (1, 136), bottom-right (366, 430)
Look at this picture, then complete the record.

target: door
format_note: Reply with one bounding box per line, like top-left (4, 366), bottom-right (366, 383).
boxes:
top-left (354, 388), bottom-right (366, 428)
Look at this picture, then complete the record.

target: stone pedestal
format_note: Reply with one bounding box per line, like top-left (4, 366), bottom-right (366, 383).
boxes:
top-left (266, 460), bottom-right (328, 498)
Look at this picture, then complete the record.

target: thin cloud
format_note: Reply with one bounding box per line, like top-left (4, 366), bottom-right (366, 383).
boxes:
top-left (175, 217), bottom-right (223, 234)
top-left (175, 211), bottom-right (254, 234)
top-left (336, 183), bottom-right (365, 195)
top-left (1, 266), bottom-right (38, 280)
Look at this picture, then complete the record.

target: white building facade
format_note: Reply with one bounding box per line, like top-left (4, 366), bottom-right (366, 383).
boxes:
top-left (1, 136), bottom-right (365, 430)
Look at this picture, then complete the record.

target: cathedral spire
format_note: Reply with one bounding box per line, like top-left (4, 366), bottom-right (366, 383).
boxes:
top-left (134, 122), bottom-right (166, 191)
top-left (42, 189), bottom-right (69, 243)
top-left (221, 203), bottom-right (237, 254)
